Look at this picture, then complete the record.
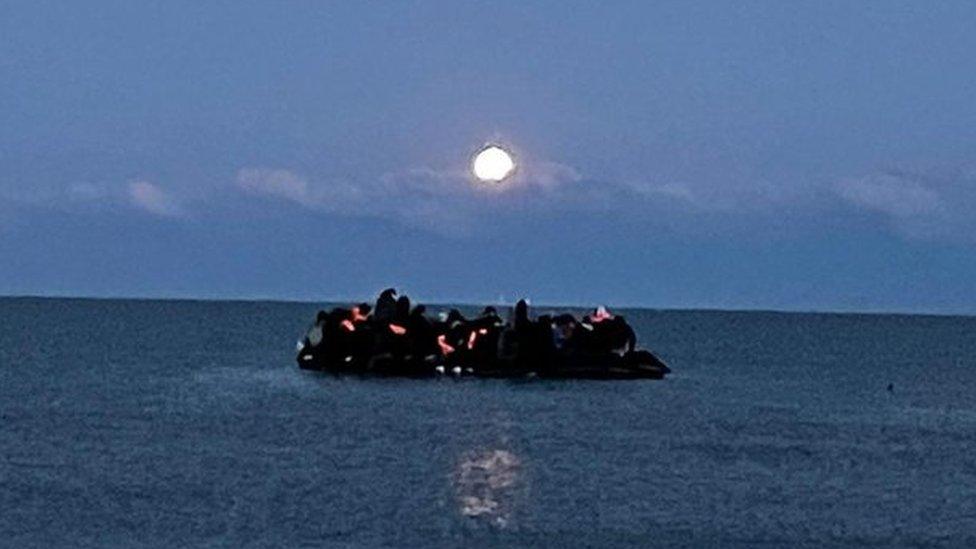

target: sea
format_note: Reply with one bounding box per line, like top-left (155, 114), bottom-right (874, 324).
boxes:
top-left (2, 297), bottom-right (975, 548)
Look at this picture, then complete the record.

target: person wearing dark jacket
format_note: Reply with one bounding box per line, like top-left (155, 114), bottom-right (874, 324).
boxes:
top-left (394, 295), bottom-right (411, 325)
top-left (374, 288), bottom-right (397, 324)
top-left (611, 316), bottom-right (637, 354)
top-left (407, 304), bottom-right (437, 359)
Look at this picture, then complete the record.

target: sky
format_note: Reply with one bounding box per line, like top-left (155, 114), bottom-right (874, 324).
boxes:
top-left (2, 1), bottom-right (976, 314)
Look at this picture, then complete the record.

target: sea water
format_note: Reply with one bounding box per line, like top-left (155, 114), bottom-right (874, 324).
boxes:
top-left (2, 297), bottom-right (975, 547)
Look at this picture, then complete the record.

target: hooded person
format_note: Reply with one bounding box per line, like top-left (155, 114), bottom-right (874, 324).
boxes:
top-left (394, 295), bottom-right (411, 325)
top-left (513, 300), bottom-right (529, 330)
top-left (462, 320), bottom-right (499, 368)
top-left (312, 307), bottom-right (353, 367)
top-left (374, 288), bottom-right (397, 324)
top-left (444, 309), bottom-right (469, 347)
top-left (305, 310), bottom-right (329, 345)
top-left (481, 306), bottom-right (503, 326)
top-left (407, 304), bottom-right (437, 359)
top-left (431, 309), bottom-right (467, 364)
top-left (459, 306), bottom-right (504, 367)
top-left (300, 311), bottom-right (329, 359)
top-left (610, 315), bottom-right (637, 354)
top-left (445, 309), bottom-right (465, 326)
top-left (513, 299), bottom-right (540, 364)
top-left (378, 295), bottom-right (412, 365)
top-left (499, 299), bottom-right (532, 365)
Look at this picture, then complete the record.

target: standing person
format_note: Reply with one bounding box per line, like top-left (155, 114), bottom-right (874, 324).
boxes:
top-left (503, 299), bottom-right (534, 366)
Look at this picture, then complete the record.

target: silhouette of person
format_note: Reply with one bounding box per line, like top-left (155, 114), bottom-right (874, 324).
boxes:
top-left (374, 288), bottom-right (397, 324)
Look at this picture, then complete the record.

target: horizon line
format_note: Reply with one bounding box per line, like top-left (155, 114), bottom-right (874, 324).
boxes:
top-left (2, 292), bottom-right (974, 321)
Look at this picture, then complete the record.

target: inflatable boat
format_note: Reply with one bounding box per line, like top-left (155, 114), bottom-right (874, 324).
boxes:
top-left (297, 345), bottom-right (670, 380)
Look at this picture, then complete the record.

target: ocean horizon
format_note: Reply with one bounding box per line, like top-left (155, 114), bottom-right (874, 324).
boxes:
top-left (4, 294), bottom-right (974, 321)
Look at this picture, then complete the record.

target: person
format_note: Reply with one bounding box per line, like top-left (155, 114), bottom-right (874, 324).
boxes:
top-left (301, 310), bottom-right (328, 352)
top-left (534, 314), bottom-right (556, 359)
top-left (501, 299), bottom-right (549, 369)
top-left (351, 303), bottom-right (371, 324)
top-left (584, 305), bottom-right (614, 325)
top-left (581, 307), bottom-right (613, 354)
top-left (407, 304), bottom-right (437, 359)
top-left (443, 309), bottom-right (469, 349)
top-left (394, 295), bottom-right (411, 325)
top-left (310, 307), bottom-right (352, 367)
top-left (458, 306), bottom-right (505, 368)
top-left (481, 306), bottom-right (501, 324)
top-left (431, 309), bottom-right (467, 363)
top-left (299, 297), bottom-right (650, 376)
top-left (580, 306), bottom-right (635, 356)
top-left (498, 302), bottom-right (523, 361)
top-left (552, 313), bottom-right (581, 353)
top-left (312, 310), bottom-right (329, 340)
top-left (610, 315), bottom-right (637, 354)
top-left (374, 288), bottom-right (397, 324)
top-left (344, 304), bottom-right (375, 369)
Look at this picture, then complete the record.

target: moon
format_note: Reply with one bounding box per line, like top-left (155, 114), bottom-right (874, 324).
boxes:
top-left (472, 145), bottom-right (516, 183)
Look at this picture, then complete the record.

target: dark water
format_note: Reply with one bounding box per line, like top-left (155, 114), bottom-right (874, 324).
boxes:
top-left (2, 297), bottom-right (976, 547)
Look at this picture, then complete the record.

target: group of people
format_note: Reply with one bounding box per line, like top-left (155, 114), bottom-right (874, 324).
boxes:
top-left (299, 288), bottom-right (639, 374)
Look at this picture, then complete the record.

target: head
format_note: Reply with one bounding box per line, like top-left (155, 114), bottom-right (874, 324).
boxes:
top-left (446, 309), bottom-right (464, 325)
top-left (554, 313), bottom-right (577, 327)
top-left (351, 303), bottom-right (371, 322)
top-left (591, 305), bottom-right (613, 323)
top-left (328, 308), bottom-right (351, 324)
top-left (380, 288), bottom-right (397, 300)
top-left (554, 316), bottom-right (577, 340)
top-left (411, 304), bottom-right (427, 316)
top-left (396, 295), bottom-right (411, 317)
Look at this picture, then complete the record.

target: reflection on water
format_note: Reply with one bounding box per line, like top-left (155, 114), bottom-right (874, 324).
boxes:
top-left (453, 448), bottom-right (522, 527)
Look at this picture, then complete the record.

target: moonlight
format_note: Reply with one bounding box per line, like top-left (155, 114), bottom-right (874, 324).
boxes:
top-left (472, 145), bottom-right (516, 183)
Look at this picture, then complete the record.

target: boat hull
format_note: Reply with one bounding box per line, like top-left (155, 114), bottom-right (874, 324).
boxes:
top-left (297, 348), bottom-right (670, 380)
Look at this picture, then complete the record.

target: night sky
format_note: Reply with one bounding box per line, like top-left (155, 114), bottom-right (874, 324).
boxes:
top-left (2, 1), bottom-right (975, 313)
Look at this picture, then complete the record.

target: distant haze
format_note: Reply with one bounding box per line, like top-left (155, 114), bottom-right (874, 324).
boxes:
top-left (2, 2), bottom-right (976, 314)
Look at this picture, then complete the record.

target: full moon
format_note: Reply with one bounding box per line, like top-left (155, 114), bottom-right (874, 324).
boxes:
top-left (472, 145), bottom-right (516, 183)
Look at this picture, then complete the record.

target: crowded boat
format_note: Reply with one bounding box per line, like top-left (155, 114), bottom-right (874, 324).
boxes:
top-left (296, 289), bottom-right (670, 379)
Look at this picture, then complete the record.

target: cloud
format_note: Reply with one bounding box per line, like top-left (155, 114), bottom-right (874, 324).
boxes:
top-left (233, 160), bottom-right (976, 243)
top-left (519, 160), bottom-right (582, 190)
top-left (128, 180), bottom-right (182, 217)
top-left (835, 173), bottom-right (942, 218)
top-left (834, 169), bottom-right (976, 241)
top-left (233, 159), bottom-right (610, 233)
top-left (236, 168), bottom-right (310, 205)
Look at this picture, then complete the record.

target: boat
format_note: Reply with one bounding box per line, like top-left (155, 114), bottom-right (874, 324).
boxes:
top-left (296, 338), bottom-right (670, 380)
top-left (295, 295), bottom-right (671, 380)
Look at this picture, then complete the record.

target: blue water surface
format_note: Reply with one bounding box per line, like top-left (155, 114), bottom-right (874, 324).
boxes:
top-left (2, 297), bottom-right (975, 547)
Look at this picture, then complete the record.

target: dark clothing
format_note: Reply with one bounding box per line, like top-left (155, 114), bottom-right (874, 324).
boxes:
top-left (407, 308), bottom-right (437, 358)
top-left (374, 289), bottom-right (397, 324)
top-left (304, 295), bottom-right (645, 375)
top-left (394, 296), bottom-right (411, 324)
